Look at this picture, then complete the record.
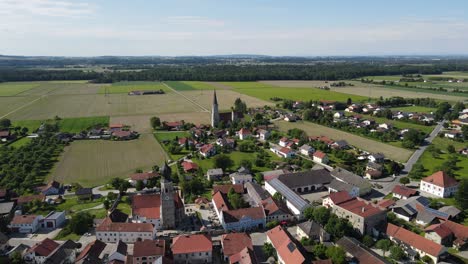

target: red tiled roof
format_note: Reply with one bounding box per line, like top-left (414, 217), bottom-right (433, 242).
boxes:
top-left (392, 185), bottom-right (417, 198)
top-left (313, 151), bottom-right (327, 159)
top-left (11, 215), bottom-right (38, 225)
top-left (133, 239), bottom-right (165, 257)
top-left (133, 207), bottom-right (160, 219)
top-left (386, 223), bottom-right (444, 257)
top-left (200, 144), bottom-right (214, 154)
top-left (165, 121), bottom-right (183, 127)
top-left (221, 233), bottom-right (253, 257)
top-left (17, 194), bottom-right (45, 204)
top-left (377, 199), bottom-right (396, 209)
top-left (261, 197), bottom-right (288, 216)
top-left (212, 184), bottom-right (244, 195)
top-left (29, 238), bottom-right (59, 257)
top-left (172, 234), bottom-right (212, 254)
top-left (181, 161), bottom-right (198, 172)
top-left (239, 128), bottom-right (251, 135)
top-left (266, 226), bottom-right (305, 264)
top-left (279, 147), bottom-right (292, 154)
top-left (76, 239), bottom-right (106, 262)
top-left (328, 191), bottom-right (353, 205)
top-left (0, 131), bottom-right (10, 137)
top-left (421, 171), bottom-right (459, 188)
top-left (441, 220), bottom-right (468, 240)
top-left (425, 223), bottom-right (453, 239)
top-left (212, 191), bottom-right (231, 212)
top-left (223, 207), bottom-right (265, 223)
top-left (96, 217), bottom-right (154, 232)
top-left (337, 198), bottom-right (385, 218)
top-left (112, 130), bottom-right (132, 138)
top-left (132, 193), bottom-right (183, 219)
top-left (130, 172), bottom-right (158, 181)
top-left (194, 197), bottom-right (210, 204)
top-left (229, 247), bottom-right (257, 264)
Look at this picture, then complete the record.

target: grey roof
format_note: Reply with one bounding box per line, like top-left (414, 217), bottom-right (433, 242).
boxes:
top-left (337, 236), bottom-right (390, 264)
top-left (245, 182), bottom-right (270, 205)
top-left (439, 206), bottom-right (461, 217)
top-left (330, 168), bottom-right (371, 189)
top-left (268, 178), bottom-right (309, 212)
top-left (45, 211), bottom-right (65, 220)
top-left (261, 170), bottom-right (286, 178)
top-left (76, 188), bottom-right (93, 195)
top-left (392, 196), bottom-right (430, 216)
top-left (44, 240), bottom-right (78, 264)
top-left (367, 162), bottom-right (383, 170)
top-left (298, 220), bottom-right (329, 238)
top-left (370, 153), bottom-right (385, 159)
top-left (416, 210), bottom-right (437, 224)
top-left (327, 179), bottom-right (355, 193)
top-left (277, 169), bottom-right (332, 189)
top-left (207, 168), bottom-right (223, 175)
top-left (115, 240), bottom-right (128, 256)
top-left (333, 140), bottom-right (348, 147)
top-left (299, 144), bottom-right (313, 151)
top-left (238, 166), bottom-right (251, 174)
top-left (0, 202), bottom-right (15, 215)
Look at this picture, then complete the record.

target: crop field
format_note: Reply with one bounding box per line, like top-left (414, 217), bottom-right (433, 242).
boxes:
top-left (259, 80), bottom-right (334, 88)
top-left (165, 81), bottom-right (217, 91)
top-left (181, 89), bottom-right (274, 110)
top-left (48, 134), bottom-right (167, 187)
top-left (389, 105), bottom-right (436, 113)
top-left (275, 121), bottom-right (413, 162)
top-left (0, 82), bottom-right (41, 96)
top-left (99, 81), bottom-right (169, 94)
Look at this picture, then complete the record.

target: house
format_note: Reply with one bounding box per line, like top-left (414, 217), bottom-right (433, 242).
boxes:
top-left (24, 238), bottom-right (60, 264)
top-left (386, 223), bottom-right (447, 263)
top-left (391, 196), bottom-right (430, 221)
top-left (39, 181), bottom-right (61, 196)
top-left (41, 211), bottom-right (66, 229)
top-left (278, 137), bottom-right (289, 147)
top-left (266, 226), bottom-right (305, 264)
top-left (0, 130), bottom-right (11, 141)
top-left (337, 236), bottom-right (389, 264)
top-left (265, 178), bottom-right (310, 219)
top-left (133, 239), bottom-right (165, 264)
top-left (296, 220), bottom-right (330, 242)
top-left (106, 240), bottom-right (128, 263)
top-left (332, 197), bottom-right (387, 235)
top-left (299, 144), bottom-right (314, 156)
top-left (322, 191), bottom-right (353, 208)
top-left (257, 129), bottom-right (270, 140)
top-left (199, 144), bottom-right (216, 158)
top-left (445, 130), bottom-right (461, 139)
top-left (76, 239), bottom-right (107, 264)
top-left (0, 202), bottom-right (15, 217)
top-left (331, 140), bottom-right (348, 149)
top-left (313, 151), bottom-right (328, 164)
top-left (112, 130), bottom-right (136, 140)
top-left (274, 146), bottom-right (295, 158)
top-left (420, 171), bottom-right (459, 198)
top-left (96, 217), bottom-right (155, 243)
top-left (216, 138), bottom-right (235, 149)
top-left (261, 197), bottom-right (292, 223)
top-left (43, 239), bottom-right (78, 264)
top-left (229, 247), bottom-right (257, 264)
top-left (172, 234), bottom-right (212, 264)
top-left (9, 214), bottom-right (42, 233)
top-left (330, 167), bottom-right (372, 196)
top-left (230, 172), bottom-right (253, 185)
top-left (178, 137), bottom-right (194, 147)
top-left (392, 185), bottom-right (418, 199)
top-left (261, 169), bottom-right (287, 181)
top-left (76, 188), bottom-right (93, 200)
top-left (284, 114), bottom-right (297, 122)
top-left (181, 161), bottom-right (198, 173)
top-left (164, 121), bottom-right (184, 131)
top-left (327, 179), bottom-right (360, 198)
top-left (129, 172), bottom-right (158, 186)
top-left (221, 233), bottom-right (254, 261)
top-left (194, 197), bottom-right (210, 209)
top-left (206, 168), bottom-right (223, 180)
top-left (212, 184), bottom-right (244, 195)
top-left (378, 123), bottom-right (393, 130)
top-left (238, 128), bottom-right (252, 140)
top-left (425, 220), bottom-right (468, 249)
top-left (131, 193), bottom-right (184, 229)
top-left (275, 169), bottom-right (332, 194)
top-left (368, 153), bottom-right (385, 163)
top-left (17, 194), bottom-right (45, 206)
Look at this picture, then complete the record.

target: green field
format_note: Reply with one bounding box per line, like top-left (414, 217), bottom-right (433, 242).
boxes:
top-left (276, 121), bottom-right (413, 162)
top-left (0, 82), bottom-right (40, 96)
top-left (13, 116), bottom-right (110, 133)
top-left (48, 134), bottom-right (167, 187)
top-left (220, 82), bottom-right (367, 102)
top-left (166, 81), bottom-right (217, 91)
top-left (389, 105), bottom-right (436, 113)
top-left (99, 82), bottom-right (170, 94)
top-left (154, 131), bottom-right (191, 160)
top-left (417, 138), bottom-right (468, 179)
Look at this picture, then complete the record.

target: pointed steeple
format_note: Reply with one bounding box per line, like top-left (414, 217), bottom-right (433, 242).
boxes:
top-left (213, 90), bottom-right (218, 105)
top-left (160, 161), bottom-right (172, 180)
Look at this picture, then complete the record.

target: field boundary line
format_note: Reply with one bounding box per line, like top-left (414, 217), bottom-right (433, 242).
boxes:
top-left (0, 96), bottom-right (44, 119)
top-left (162, 82), bottom-right (209, 112)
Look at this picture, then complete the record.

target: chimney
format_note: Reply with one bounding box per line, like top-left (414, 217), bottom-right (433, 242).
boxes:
top-left (361, 207), bottom-right (365, 213)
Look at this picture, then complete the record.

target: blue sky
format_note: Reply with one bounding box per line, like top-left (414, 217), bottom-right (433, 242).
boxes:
top-left (1, 0), bottom-right (468, 56)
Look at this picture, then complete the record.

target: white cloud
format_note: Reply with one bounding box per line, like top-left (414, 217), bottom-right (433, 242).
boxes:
top-left (0, 0), bottom-right (95, 17)
top-left (164, 16), bottom-right (225, 27)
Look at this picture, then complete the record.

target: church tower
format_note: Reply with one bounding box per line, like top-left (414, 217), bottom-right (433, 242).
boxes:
top-left (211, 90), bottom-right (219, 127)
top-left (159, 162), bottom-right (176, 229)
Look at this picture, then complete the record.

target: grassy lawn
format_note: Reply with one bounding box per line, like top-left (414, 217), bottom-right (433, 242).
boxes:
top-left (58, 116), bottom-right (109, 133)
top-left (221, 82), bottom-right (368, 102)
top-left (389, 105), bottom-right (436, 113)
top-left (8, 137), bottom-right (32, 148)
top-left (48, 134), bottom-right (167, 187)
top-left (194, 150), bottom-right (281, 173)
top-left (0, 82), bottom-right (40, 96)
top-left (117, 200), bottom-right (132, 215)
top-left (166, 81), bottom-right (217, 91)
top-left (54, 230), bottom-right (82, 241)
top-left (13, 120), bottom-right (44, 132)
top-left (154, 131), bottom-right (191, 161)
top-left (99, 81), bottom-right (170, 94)
top-left (417, 137), bottom-right (468, 180)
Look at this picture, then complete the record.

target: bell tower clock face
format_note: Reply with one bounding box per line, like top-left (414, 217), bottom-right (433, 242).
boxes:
top-left (164, 195), bottom-right (170, 200)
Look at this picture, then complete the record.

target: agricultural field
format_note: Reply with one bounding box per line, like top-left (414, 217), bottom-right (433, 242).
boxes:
top-left (389, 105), bottom-right (436, 113)
top-left (218, 82), bottom-right (367, 103)
top-left (99, 81), bottom-right (170, 94)
top-left (0, 82), bottom-right (41, 96)
top-left (48, 134), bottom-right (167, 187)
top-left (275, 121), bottom-right (413, 162)
top-left (165, 81), bottom-right (217, 91)
top-left (13, 116), bottom-right (109, 133)
top-left (416, 137), bottom-right (468, 180)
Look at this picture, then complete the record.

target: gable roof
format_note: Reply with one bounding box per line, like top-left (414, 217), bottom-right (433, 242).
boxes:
top-left (313, 151), bottom-right (327, 159)
top-left (222, 207), bottom-right (265, 223)
top-left (261, 197), bottom-right (290, 217)
top-left (96, 217), bottom-right (154, 233)
top-left (327, 191), bottom-right (353, 205)
top-left (297, 220), bottom-right (329, 238)
top-left (76, 239), bottom-right (106, 262)
top-left (331, 167), bottom-right (371, 189)
top-left (212, 184), bottom-right (244, 195)
top-left (29, 238), bottom-right (60, 257)
top-left (133, 239), bottom-right (165, 257)
top-left (266, 226), bottom-right (305, 264)
top-left (422, 171), bottom-right (458, 188)
top-left (386, 223), bottom-right (445, 257)
top-left (130, 172), bottom-right (158, 181)
top-left (277, 169), bottom-right (332, 189)
top-left (267, 178), bottom-right (309, 211)
top-left (132, 193), bottom-right (183, 220)
top-left (392, 185), bottom-right (417, 198)
top-left (337, 236), bottom-right (389, 264)
top-left (172, 234), bottom-right (212, 254)
top-left (336, 198), bottom-right (386, 218)
top-left (11, 214), bottom-right (39, 225)
top-left (221, 233), bottom-right (253, 257)
top-left (229, 247), bottom-right (258, 264)
top-left (212, 191), bottom-right (231, 212)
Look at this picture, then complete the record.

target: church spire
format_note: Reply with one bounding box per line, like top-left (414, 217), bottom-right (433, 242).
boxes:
top-left (211, 89), bottom-right (220, 127)
top-left (213, 89), bottom-right (218, 105)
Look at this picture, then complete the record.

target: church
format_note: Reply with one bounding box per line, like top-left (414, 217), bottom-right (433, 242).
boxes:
top-left (131, 162), bottom-right (185, 230)
top-left (211, 90), bottom-right (243, 128)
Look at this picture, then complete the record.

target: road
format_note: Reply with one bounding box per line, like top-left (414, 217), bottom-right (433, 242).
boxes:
top-left (377, 121), bottom-right (445, 195)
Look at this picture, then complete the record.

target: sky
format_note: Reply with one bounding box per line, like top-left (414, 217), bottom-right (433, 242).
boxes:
top-left (1, 0), bottom-right (468, 56)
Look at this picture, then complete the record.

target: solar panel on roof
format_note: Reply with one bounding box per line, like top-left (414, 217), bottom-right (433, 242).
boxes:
top-left (287, 242), bottom-right (296, 252)
top-left (269, 178), bottom-right (309, 210)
